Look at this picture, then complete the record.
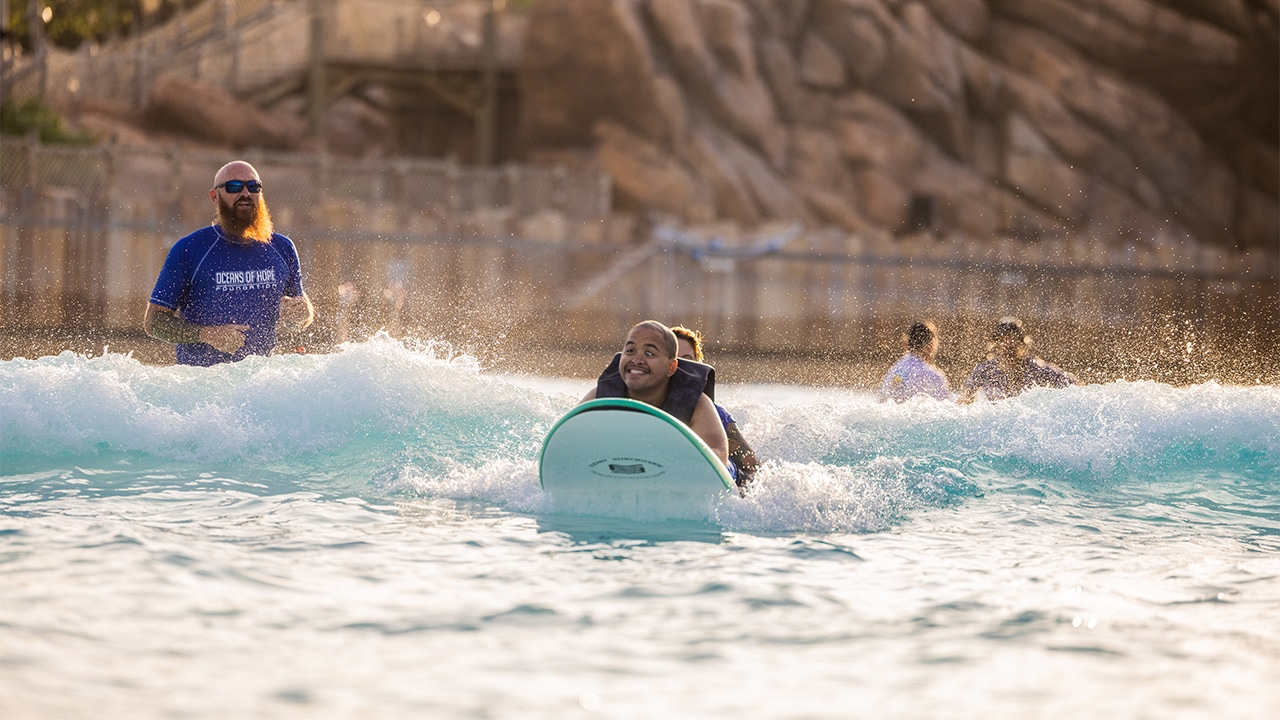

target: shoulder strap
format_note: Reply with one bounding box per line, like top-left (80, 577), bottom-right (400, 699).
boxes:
top-left (662, 358), bottom-right (714, 424)
top-left (673, 358), bottom-right (714, 402)
top-left (595, 353), bottom-right (626, 399)
top-left (593, 354), bottom-right (716, 425)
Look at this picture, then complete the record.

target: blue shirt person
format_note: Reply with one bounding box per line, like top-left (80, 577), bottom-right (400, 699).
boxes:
top-left (672, 324), bottom-right (761, 489)
top-left (144, 161), bottom-right (314, 366)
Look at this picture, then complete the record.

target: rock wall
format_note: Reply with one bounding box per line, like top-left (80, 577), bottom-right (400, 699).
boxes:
top-left (519, 0), bottom-right (1279, 249)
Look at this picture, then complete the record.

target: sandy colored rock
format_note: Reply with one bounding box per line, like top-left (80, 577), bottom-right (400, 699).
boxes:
top-left (801, 186), bottom-right (874, 233)
top-left (834, 93), bottom-right (927, 184)
top-left (921, 0), bottom-right (991, 41)
top-left (789, 127), bottom-right (851, 191)
top-left (144, 75), bottom-right (306, 150)
top-left (992, 0), bottom-right (1241, 70)
top-left (854, 168), bottom-right (911, 229)
top-left (810, 0), bottom-right (893, 85)
top-left (799, 33), bottom-right (847, 89)
top-left (20, 0), bottom-right (1276, 252)
top-left (690, 127), bottom-right (763, 224)
top-left (520, 0), bottom-right (671, 147)
top-left (758, 37), bottom-right (834, 126)
top-left (593, 120), bottom-right (714, 223)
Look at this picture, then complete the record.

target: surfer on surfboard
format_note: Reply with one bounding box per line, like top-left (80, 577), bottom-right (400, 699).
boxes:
top-left (581, 321), bottom-right (730, 469)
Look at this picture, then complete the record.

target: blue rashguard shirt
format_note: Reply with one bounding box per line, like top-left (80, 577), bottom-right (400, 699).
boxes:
top-left (713, 402), bottom-right (740, 481)
top-left (963, 356), bottom-right (1076, 401)
top-left (714, 403), bottom-right (735, 428)
top-left (150, 226), bottom-right (305, 366)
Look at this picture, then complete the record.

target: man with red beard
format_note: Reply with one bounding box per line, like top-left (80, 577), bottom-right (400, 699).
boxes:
top-left (581, 320), bottom-right (729, 467)
top-left (144, 161), bottom-right (314, 366)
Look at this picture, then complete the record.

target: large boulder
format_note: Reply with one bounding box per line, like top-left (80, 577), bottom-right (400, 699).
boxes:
top-left (646, 0), bottom-right (788, 166)
top-left (144, 75), bottom-right (306, 150)
top-left (594, 120), bottom-right (714, 222)
top-left (519, 0), bottom-right (672, 148)
top-left (517, 0), bottom-right (1278, 250)
top-left (989, 21), bottom-right (1237, 243)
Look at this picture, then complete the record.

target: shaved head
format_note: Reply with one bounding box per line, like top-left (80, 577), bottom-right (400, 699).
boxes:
top-left (630, 320), bottom-right (677, 359)
top-left (213, 161), bottom-right (260, 187)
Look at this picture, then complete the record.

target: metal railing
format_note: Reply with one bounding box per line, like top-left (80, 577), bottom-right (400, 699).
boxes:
top-left (3, 0), bottom-right (300, 108)
top-left (4, 136), bottom-right (1277, 383)
top-left (1, 0), bottom-right (519, 110)
top-left (0, 137), bottom-right (611, 224)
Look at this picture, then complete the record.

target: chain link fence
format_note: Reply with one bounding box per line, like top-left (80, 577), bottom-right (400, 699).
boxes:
top-left (0, 135), bottom-right (611, 225)
top-left (4, 135), bottom-right (1278, 385)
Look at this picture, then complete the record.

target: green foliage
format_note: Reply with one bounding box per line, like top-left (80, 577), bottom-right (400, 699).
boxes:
top-left (6, 1), bottom-right (527, 51)
top-left (5, 1), bottom-right (201, 51)
top-left (0, 97), bottom-right (96, 144)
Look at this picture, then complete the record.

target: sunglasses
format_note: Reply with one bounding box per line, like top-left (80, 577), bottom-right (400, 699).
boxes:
top-left (215, 179), bottom-right (263, 194)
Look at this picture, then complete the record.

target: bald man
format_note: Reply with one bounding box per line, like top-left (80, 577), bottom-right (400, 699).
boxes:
top-left (145, 160), bottom-right (314, 366)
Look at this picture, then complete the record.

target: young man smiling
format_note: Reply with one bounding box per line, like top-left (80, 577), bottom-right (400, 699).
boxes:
top-left (581, 320), bottom-right (729, 467)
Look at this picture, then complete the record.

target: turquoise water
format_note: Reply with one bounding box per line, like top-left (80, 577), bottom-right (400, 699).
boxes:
top-left (2, 334), bottom-right (1278, 719)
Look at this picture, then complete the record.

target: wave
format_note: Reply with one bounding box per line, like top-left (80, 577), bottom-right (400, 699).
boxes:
top-left (3, 335), bottom-right (1277, 532)
top-left (1, 333), bottom-right (557, 463)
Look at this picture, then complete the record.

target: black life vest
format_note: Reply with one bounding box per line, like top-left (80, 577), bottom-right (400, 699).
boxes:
top-left (594, 353), bottom-right (716, 425)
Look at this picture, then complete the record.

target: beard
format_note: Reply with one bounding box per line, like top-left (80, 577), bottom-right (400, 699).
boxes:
top-left (215, 194), bottom-right (274, 243)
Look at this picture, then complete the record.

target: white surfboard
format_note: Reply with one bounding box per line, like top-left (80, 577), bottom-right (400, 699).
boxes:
top-left (539, 398), bottom-right (734, 518)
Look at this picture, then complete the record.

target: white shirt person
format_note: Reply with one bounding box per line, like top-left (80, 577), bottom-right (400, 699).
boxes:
top-left (878, 321), bottom-right (950, 403)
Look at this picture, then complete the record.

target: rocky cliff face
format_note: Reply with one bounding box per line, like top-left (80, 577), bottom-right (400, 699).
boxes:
top-left (519, 0), bottom-right (1278, 249)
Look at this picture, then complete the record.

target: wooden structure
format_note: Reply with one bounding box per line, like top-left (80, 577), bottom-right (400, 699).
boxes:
top-left (1, 0), bottom-right (523, 163)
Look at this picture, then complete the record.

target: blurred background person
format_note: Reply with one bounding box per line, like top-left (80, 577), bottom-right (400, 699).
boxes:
top-left (878, 320), bottom-right (950, 403)
top-left (960, 317), bottom-right (1076, 403)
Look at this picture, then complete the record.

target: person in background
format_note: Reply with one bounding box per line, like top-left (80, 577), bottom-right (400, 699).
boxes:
top-left (960, 316), bottom-right (1076, 402)
top-left (878, 320), bottom-right (950, 403)
top-left (671, 325), bottom-right (761, 489)
top-left (144, 160), bottom-right (314, 366)
top-left (581, 320), bottom-right (730, 470)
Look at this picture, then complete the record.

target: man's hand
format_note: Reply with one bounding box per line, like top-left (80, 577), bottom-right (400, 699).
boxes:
top-left (279, 294), bottom-right (314, 332)
top-left (147, 304), bottom-right (246, 352)
top-left (199, 324), bottom-right (249, 354)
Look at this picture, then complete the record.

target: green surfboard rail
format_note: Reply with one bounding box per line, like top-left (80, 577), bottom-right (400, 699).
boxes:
top-left (538, 398), bottom-right (734, 491)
